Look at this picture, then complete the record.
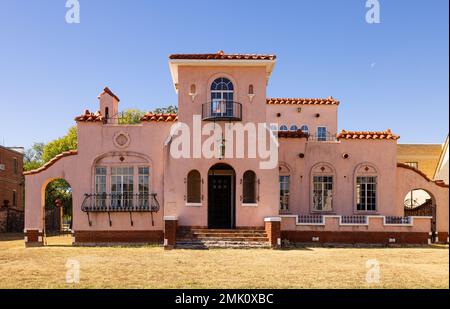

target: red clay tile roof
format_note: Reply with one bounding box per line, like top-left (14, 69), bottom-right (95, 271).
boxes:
top-left (23, 150), bottom-right (78, 176)
top-left (169, 50), bottom-right (276, 61)
top-left (397, 163), bottom-right (449, 188)
top-left (100, 87), bottom-right (120, 102)
top-left (140, 113), bottom-right (178, 122)
top-left (75, 110), bottom-right (104, 123)
top-left (266, 97), bottom-right (339, 105)
top-left (278, 130), bottom-right (309, 139)
top-left (337, 129), bottom-right (400, 140)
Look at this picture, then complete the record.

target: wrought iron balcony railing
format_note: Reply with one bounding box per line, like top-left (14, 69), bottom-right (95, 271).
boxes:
top-left (202, 100), bottom-right (242, 121)
top-left (81, 193), bottom-right (160, 212)
top-left (81, 193), bottom-right (160, 226)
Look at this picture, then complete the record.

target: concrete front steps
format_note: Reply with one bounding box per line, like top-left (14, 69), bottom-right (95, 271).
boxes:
top-left (176, 228), bottom-right (271, 249)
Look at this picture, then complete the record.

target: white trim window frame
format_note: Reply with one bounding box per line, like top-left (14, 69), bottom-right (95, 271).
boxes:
top-left (312, 175), bottom-right (333, 212)
top-left (356, 176), bottom-right (377, 212)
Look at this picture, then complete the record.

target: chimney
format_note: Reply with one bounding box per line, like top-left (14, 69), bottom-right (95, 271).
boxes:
top-left (98, 87), bottom-right (120, 124)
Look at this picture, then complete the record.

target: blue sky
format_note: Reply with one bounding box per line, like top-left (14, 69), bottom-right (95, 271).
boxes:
top-left (0, 0), bottom-right (448, 149)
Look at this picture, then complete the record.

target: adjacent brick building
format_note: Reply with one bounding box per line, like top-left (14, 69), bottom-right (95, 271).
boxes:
top-left (0, 145), bottom-right (24, 232)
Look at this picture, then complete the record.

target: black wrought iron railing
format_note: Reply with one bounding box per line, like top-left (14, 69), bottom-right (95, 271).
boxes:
top-left (308, 133), bottom-right (337, 142)
top-left (81, 193), bottom-right (160, 212)
top-left (202, 101), bottom-right (242, 121)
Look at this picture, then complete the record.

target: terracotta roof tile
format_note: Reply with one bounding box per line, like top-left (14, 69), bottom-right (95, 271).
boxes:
top-left (100, 87), bottom-right (120, 102)
top-left (337, 129), bottom-right (400, 140)
top-left (140, 113), bottom-right (178, 122)
top-left (75, 110), bottom-right (104, 123)
top-left (169, 50), bottom-right (276, 61)
top-left (267, 97), bottom-right (339, 106)
top-left (23, 150), bottom-right (78, 176)
top-left (278, 130), bottom-right (309, 139)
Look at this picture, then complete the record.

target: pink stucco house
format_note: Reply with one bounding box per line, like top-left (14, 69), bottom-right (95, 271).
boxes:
top-left (24, 51), bottom-right (449, 248)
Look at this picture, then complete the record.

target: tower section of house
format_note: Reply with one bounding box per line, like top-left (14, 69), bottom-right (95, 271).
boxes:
top-left (165, 51), bottom-right (279, 228)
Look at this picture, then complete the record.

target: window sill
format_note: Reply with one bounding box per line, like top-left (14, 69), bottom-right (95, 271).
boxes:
top-left (185, 203), bottom-right (202, 207)
top-left (242, 203), bottom-right (258, 207)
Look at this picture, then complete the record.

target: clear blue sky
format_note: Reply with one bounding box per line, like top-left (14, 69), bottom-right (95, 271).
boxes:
top-left (0, 0), bottom-right (448, 149)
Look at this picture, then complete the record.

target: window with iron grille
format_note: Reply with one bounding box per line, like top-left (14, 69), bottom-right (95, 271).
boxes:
top-left (356, 176), bottom-right (377, 211)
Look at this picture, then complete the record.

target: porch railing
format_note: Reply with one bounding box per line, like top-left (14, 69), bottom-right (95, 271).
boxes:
top-left (298, 215), bottom-right (324, 224)
top-left (341, 215), bottom-right (368, 224)
top-left (202, 101), bottom-right (242, 121)
top-left (385, 216), bottom-right (412, 225)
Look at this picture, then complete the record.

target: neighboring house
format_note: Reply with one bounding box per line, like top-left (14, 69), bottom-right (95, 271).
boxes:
top-left (23, 51), bottom-right (449, 247)
top-left (434, 135), bottom-right (449, 184)
top-left (0, 145), bottom-right (24, 232)
top-left (397, 144), bottom-right (442, 207)
top-left (397, 144), bottom-right (442, 179)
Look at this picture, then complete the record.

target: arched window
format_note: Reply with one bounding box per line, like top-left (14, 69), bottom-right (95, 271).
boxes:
top-left (187, 170), bottom-right (201, 203)
top-left (242, 170), bottom-right (256, 204)
top-left (211, 77), bottom-right (234, 116)
top-left (189, 84), bottom-right (196, 95)
top-left (248, 84), bottom-right (254, 95)
top-left (279, 125), bottom-right (288, 132)
top-left (290, 125), bottom-right (298, 131)
top-left (300, 125), bottom-right (309, 135)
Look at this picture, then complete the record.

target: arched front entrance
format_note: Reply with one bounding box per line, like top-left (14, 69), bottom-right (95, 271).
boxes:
top-left (208, 163), bottom-right (236, 229)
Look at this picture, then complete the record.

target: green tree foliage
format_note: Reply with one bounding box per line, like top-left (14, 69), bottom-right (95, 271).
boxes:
top-left (118, 109), bottom-right (146, 124)
top-left (42, 127), bottom-right (77, 163)
top-left (153, 105), bottom-right (178, 114)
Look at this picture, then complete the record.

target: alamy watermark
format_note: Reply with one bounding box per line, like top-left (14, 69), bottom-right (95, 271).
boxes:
top-left (365, 259), bottom-right (380, 284)
top-left (365, 0), bottom-right (381, 24)
top-left (66, 0), bottom-right (80, 24)
top-left (66, 258), bottom-right (80, 284)
top-left (168, 115), bottom-right (279, 170)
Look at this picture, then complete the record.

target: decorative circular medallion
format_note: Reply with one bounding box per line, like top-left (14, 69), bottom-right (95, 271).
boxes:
top-left (113, 131), bottom-right (131, 148)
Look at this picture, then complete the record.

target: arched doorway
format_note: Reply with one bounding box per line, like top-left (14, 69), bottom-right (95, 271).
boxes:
top-left (43, 178), bottom-right (73, 245)
top-left (404, 189), bottom-right (436, 237)
top-left (208, 163), bottom-right (236, 229)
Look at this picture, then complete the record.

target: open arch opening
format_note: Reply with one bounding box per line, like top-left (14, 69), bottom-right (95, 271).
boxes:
top-left (404, 188), bottom-right (436, 236)
top-left (42, 178), bottom-right (73, 245)
top-left (208, 163), bottom-right (236, 229)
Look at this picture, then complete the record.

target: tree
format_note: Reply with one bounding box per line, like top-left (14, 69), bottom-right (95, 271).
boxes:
top-left (119, 109), bottom-right (146, 124)
top-left (153, 105), bottom-right (178, 114)
top-left (24, 142), bottom-right (44, 171)
top-left (42, 126), bottom-right (77, 163)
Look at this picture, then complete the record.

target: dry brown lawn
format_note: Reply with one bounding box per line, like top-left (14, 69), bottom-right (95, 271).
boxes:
top-left (0, 234), bottom-right (448, 289)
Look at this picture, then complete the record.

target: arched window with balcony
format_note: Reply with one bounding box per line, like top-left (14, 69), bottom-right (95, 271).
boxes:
top-left (211, 78), bottom-right (234, 117)
top-left (186, 170), bottom-right (202, 204)
top-left (290, 125), bottom-right (298, 131)
top-left (242, 170), bottom-right (257, 204)
top-left (279, 125), bottom-right (288, 132)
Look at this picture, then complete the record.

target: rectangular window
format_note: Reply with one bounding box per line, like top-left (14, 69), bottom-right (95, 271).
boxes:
top-left (138, 167), bottom-right (150, 208)
top-left (111, 167), bottom-right (134, 208)
top-left (313, 176), bottom-right (333, 211)
top-left (317, 127), bottom-right (327, 141)
top-left (12, 190), bottom-right (17, 207)
top-left (356, 176), bottom-right (377, 211)
top-left (95, 167), bottom-right (107, 208)
top-left (13, 158), bottom-right (18, 174)
top-left (404, 162), bottom-right (418, 169)
top-left (280, 176), bottom-right (290, 211)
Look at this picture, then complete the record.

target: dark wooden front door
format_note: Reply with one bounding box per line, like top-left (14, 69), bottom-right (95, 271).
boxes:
top-left (208, 175), bottom-right (233, 229)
